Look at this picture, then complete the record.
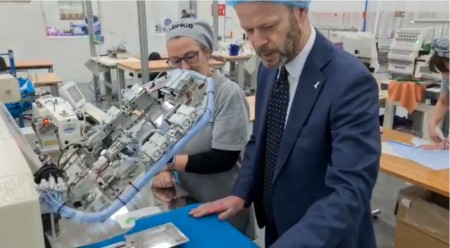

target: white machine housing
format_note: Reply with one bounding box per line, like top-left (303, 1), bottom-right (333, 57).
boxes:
top-left (59, 80), bottom-right (108, 123)
top-left (59, 81), bottom-right (86, 109)
top-left (388, 28), bottom-right (433, 76)
top-left (32, 96), bottom-right (81, 153)
top-left (0, 102), bottom-right (45, 248)
top-left (342, 32), bottom-right (380, 73)
top-left (0, 74), bottom-right (21, 104)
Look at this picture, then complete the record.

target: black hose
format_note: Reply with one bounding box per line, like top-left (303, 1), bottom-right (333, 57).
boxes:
top-left (60, 146), bottom-right (85, 171)
top-left (56, 143), bottom-right (85, 168)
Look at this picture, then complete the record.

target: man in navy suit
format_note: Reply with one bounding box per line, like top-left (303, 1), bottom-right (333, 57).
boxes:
top-left (190, 1), bottom-right (381, 247)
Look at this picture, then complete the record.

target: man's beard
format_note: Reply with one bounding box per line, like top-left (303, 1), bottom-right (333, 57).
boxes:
top-left (255, 15), bottom-right (301, 66)
top-left (283, 16), bottom-right (301, 63)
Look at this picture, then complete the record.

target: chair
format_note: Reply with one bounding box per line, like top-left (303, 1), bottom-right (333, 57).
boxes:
top-left (0, 57), bottom-right (8, 73)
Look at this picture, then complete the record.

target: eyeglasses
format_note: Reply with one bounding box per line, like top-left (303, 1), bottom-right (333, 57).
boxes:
top-left (166, 51), bottom-right (200, 68)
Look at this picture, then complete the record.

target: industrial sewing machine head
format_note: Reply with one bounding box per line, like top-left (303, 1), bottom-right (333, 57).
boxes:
top-left (0, 70), bottom-right (213, 247)
top-left (31, 96), bottom-right (82, 154)
top-left (25, 69), bottom-right (216, 245)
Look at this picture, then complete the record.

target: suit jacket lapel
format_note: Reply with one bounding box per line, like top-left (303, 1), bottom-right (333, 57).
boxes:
top-left (255, 69), bottom-right (278, 148)
top-left (273, 31), bottom-right (331, 182)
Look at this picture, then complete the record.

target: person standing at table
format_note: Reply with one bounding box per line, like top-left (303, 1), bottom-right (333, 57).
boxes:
top-left (189, 1), bottom-right (381, 247)
top-left (151, 18), bottom-right (255, 239)
top-left (422, 38), bottom-right (449, 150)
top-left (181, 9), bottom-right (191, 19)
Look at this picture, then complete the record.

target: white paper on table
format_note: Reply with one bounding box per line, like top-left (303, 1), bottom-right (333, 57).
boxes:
top-left (244, 55), bottom-right (258, 74)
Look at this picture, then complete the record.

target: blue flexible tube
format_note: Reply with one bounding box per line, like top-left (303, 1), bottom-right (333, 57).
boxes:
top-left (57, 70), bottom-right (215, 223)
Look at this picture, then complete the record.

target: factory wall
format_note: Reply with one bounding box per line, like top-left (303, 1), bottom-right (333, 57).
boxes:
top-left (0, 1), bottom-right (185, 84)
top-left (189, 0), bottom-right (449, 48)
top-left (0, 1), bottom-right (448, 84)
top-left (195, 0), bottom-right (364, 42)
top-left (366, 0), bottom-right (449, 38)
top-left (0, 1), bottom-right (92, 83)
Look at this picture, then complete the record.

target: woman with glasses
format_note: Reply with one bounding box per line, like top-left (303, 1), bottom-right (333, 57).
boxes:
top-left (152, 19), bottom-right (255, 239)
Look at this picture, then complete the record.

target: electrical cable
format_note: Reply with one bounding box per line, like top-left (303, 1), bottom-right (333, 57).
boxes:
top-left (60, 146), bottom-right (85, 171)
top-left (57, 143), bottom-right (85, 168)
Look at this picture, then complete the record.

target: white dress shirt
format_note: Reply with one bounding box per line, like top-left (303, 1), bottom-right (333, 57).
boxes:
top-left (280, 26), bottom-right (316, 121)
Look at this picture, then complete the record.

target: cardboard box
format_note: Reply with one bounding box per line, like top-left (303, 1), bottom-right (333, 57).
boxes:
top-left (394, 186), bottom-right (449, 248)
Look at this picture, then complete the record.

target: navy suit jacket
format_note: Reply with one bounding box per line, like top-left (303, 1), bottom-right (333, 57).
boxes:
top-left (232, 31), bottom-right (381, 248)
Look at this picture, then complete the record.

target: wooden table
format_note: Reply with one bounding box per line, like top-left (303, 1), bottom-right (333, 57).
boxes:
top-left (30, 73), bottom-right (62, 96)
top-left (212, 53), bottom-right (253, 90)
top-left (90, 56), bottom-right (140, 97)
top-left (381, 129), bottom-right (449, 196)
top-left (7, 59), bottom-right (54, 72)
top-left (212, 53), bottom-right (253, 62)
top-left (117, 59), bottom-right (225, 74)
top-left (132, 54), bottom-right (168, 60)
top-left (116, 59), bottom-right (225, 103)
top-left (91, 56), bottom-right (139, 67)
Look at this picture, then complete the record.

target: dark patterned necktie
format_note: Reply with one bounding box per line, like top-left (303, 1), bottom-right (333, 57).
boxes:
top-left (263, 66), bottom-right (289, 223)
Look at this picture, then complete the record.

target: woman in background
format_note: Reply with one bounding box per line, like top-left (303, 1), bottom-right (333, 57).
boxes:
top-left (422, 38), bottom-right (449, 150)
top-left (151, 18), bottom-right (255, 239)
top-left (181, 9), bottom-right (191, 19)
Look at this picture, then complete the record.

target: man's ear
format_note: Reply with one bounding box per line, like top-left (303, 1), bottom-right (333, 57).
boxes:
top-left (294, 8), bottom-right (308, 23)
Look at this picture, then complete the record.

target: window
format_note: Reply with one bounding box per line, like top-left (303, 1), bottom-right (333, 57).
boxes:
top-left (58, 1), bottom-right (84, 21)
top-left (42, 0), bottom-right (101, 37)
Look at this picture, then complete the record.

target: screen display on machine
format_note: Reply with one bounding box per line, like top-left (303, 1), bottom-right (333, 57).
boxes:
top-left (68, 86), bottom-right (83, 105)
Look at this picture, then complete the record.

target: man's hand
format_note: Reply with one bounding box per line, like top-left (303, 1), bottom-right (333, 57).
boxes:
top-left (429, 123), bottom-right (445, 143)
top-left (189, 196), bottom-right (244, 220)
top-left (152, 171), bottom-right (175, 188)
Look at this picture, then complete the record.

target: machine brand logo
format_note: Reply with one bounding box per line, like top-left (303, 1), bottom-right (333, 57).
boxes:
top-left (64, 126), bottom-right (76, 133)
top-left (169, 23), bottom-right (194, 31)
top-left (44, 140), bottom-right (58, 146)
top-left (434, 44), bottom-right (448, 52)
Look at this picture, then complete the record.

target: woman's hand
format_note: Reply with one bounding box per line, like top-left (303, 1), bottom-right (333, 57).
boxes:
top-left (420, 140), bottom-right (447, 150)
top-left (429, 123), bottom-right (445, 143)
top-left (152, 171), bottom-right (175, 188)
top-left (152, 186), bottom-right (177, 203)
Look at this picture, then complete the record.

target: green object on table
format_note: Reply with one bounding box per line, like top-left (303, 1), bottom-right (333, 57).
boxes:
top-left (422, 42), bottom-right (431, 54)
top-left (125, 217), bottom-right (138, 224)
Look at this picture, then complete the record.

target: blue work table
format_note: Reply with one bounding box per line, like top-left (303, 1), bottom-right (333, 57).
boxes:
top-left (82, 203), bottom-right (258, 248)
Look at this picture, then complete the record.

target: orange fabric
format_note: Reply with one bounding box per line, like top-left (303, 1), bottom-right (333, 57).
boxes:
top-left (387, 81), bottom-right (426, 113)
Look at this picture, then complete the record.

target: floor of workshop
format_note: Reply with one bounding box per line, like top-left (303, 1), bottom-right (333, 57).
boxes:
top-left (75, 76), bottom-right (407, 248)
